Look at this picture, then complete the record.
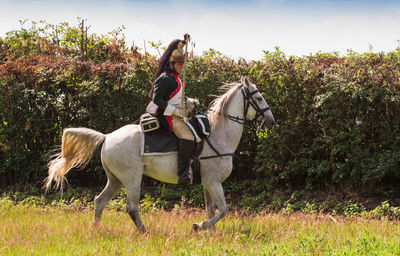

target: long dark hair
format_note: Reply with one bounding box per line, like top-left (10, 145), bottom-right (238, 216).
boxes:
top-left (148, 39), bottom-right (182, 98)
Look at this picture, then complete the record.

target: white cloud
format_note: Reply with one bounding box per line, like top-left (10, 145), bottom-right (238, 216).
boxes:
top-left (1, 0), bottom-right (399, 60)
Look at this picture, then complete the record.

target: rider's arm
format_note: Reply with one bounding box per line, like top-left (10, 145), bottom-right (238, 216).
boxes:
top-left (152, 76), bottom-right (171, 110)
top-left (152, 75), bottom-right (179, 116)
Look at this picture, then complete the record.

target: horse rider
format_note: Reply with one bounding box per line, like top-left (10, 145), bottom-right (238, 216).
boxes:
top-left (148, 35), bottom-right (198, 185)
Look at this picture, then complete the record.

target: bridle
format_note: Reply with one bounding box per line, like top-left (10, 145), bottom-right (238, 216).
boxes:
top-left (225, 85), bottom-right (271, 127)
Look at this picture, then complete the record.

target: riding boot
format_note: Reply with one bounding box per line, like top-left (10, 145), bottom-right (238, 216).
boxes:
top-left (178, 139), bottom-right (196, 185)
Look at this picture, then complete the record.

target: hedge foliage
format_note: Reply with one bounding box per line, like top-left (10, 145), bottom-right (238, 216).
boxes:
top-left (1, 20), bottom-right (400, 197)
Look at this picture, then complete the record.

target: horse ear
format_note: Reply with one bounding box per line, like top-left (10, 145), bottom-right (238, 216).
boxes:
top-left (240, 76), bottom-right (246, 85)
top-left (244, 77), bottom-right (251, 87)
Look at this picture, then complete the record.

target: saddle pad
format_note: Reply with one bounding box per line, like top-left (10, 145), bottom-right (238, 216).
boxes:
top-left (141, 130), bottom-right (178, 156)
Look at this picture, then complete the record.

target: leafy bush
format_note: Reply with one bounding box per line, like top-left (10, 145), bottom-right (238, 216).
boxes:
top-left (0, 197), bottom-right (13, 209)
top-left (368, 201), bottom-right (400, 220)
top-left (342, 200), bottom-right (366, 217)
top-left (20, 196), bottom-right (45, 206)
top-left (1, 20), bottom-right (400, 202)
top-left (253, 50), bottom-right (400, 195)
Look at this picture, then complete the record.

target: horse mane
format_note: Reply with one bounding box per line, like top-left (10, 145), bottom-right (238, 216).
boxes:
top-left (208, 82), bottom-right (244, 129)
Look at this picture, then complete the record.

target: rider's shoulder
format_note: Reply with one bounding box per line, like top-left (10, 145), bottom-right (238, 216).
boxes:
top-left (155, 72), bottom-right (175, 84)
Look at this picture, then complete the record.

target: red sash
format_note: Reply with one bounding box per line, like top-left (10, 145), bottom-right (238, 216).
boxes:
top-left (165, 72), bottom-right (181, 132)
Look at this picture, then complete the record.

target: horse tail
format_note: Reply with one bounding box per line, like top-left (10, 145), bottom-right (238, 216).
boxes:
top-left (44, 127), bottom-right (106, 192)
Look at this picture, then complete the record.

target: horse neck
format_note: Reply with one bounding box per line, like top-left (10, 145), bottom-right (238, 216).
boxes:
top-left (209, 91), bottom-right (244, 152)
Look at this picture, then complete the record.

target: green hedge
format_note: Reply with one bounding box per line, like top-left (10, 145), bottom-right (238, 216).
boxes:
top-left (1, 21), bottom-right (400, 197)
top-left (251, 50), bottom-right (400, 195)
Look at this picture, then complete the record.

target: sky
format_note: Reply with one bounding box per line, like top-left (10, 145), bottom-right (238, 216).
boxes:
top-left (0, 0), bottom-right (399, 60)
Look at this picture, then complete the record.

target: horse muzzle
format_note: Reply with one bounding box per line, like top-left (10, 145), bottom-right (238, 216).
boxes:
top-left (262, 114), bottom-right (275, 130)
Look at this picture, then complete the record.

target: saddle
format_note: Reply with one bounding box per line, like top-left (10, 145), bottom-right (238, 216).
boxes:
top-left (140, 110), bottom-right (211, 184)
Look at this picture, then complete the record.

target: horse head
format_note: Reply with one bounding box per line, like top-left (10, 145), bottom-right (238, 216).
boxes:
top-left (241, 77), bottom-right (275, 130)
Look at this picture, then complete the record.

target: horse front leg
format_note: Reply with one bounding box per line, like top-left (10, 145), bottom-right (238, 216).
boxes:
top-left (193, 183), bottom-right (227, 231)
top-left (204, 187), bottom-right (216, 219)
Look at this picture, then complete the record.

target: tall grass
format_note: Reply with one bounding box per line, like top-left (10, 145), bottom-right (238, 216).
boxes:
top-left (1, 202), bottom-right (399, 255)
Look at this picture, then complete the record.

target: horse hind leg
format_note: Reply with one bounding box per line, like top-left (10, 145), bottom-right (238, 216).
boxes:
top-left (124, 171), bottom-right (146, 233)
top-left (93, 165), bottom-right (122, 226)
top-left (193, 183), bottom-right (228, 231)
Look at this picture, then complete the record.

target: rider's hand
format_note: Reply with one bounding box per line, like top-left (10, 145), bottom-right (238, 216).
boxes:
top-left (192, 98), bottom-right (200, 106)
top-left (186, 97), bottom-right (199, 112)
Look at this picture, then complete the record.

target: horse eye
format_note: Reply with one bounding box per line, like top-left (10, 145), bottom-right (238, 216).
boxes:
top-left (256, 97), bottom-right (263, 101)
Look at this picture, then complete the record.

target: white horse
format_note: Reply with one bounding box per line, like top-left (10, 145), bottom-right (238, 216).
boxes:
top-left (45, 77), bottom-right (275, 232)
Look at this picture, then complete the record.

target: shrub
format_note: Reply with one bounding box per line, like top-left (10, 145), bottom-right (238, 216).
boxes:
top-left (1, 20), bottom-right (400, 201)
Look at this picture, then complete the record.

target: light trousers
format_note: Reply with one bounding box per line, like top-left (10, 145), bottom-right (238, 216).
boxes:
top-left (171, 116), bottom-right (194, 141)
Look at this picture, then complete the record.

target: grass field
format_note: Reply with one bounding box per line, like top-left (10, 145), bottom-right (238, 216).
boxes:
top-left (1, 201), bottom-right (400, 256)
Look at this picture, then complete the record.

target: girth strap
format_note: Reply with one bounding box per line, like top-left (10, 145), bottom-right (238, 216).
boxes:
top-left (199, 137), bottom-right (234, 160)
top-left (190, 137), bottom-right (234, 185)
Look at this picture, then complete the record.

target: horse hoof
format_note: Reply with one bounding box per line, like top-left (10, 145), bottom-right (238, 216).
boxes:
top-left (192, 223), bottom-right (201, 232)
top-left (138, 226), bottom-right (147, 234)
top-left (93, 220), bottom-right (101, 227)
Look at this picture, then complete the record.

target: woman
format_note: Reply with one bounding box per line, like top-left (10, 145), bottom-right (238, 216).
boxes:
top-left (148, 35), bottom-right (197, 185)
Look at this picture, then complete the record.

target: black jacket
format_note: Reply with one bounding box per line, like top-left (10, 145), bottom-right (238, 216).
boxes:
top-left (152, 71), bottom-right (180, 132)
